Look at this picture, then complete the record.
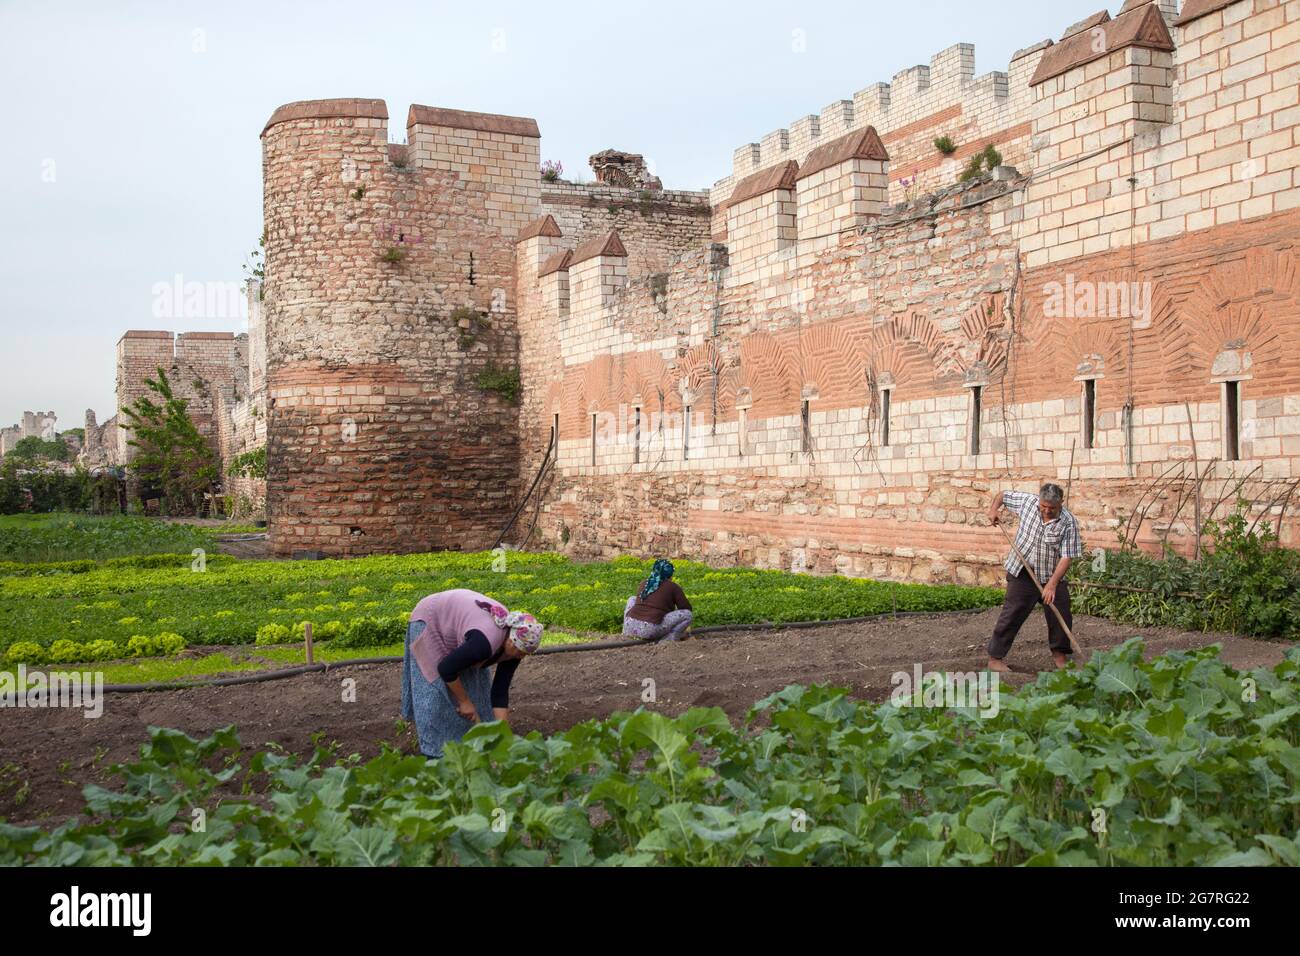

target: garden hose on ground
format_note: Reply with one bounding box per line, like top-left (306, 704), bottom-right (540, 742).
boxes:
top-left (94, 607), bottom-right (993, 694)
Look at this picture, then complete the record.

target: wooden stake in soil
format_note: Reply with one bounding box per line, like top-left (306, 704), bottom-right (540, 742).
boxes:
top-left (304, 621), bottom-right (314, 665)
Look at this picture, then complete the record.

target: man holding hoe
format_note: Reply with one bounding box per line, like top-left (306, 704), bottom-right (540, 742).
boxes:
top-left (986, 483), bottom-right (1083, 673)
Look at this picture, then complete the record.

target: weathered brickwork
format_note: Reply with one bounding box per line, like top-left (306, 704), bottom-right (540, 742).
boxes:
top-left (514, 0), bottom-right (1300, 585)
top-left (114, 331), bottom-right (247, 467)
top-left (260, 100), bottom-right (538, 556)
top-left (80, 409), bottom-right (122, 470)
top-left (540, 181), bottom-right (711, 279)
top-left (251, 2), bottom-right (1299, 581)
top-left (711, 38), bottom-right (1047, 225)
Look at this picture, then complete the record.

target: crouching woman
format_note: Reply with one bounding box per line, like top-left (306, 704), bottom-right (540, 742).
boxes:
top-left (400, 588), bottom-right (543, 758)
top-left (622, 558), bottom-right (694, 642)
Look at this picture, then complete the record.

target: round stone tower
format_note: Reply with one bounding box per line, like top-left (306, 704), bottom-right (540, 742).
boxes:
top-left (260, 98), bottom-right (542, 556)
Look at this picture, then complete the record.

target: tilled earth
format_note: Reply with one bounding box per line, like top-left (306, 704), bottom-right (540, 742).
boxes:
top-left (1, 609), bottom-right (1289, 826)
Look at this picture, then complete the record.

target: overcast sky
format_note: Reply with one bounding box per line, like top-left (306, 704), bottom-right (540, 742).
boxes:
top-left (0, 0), bottom-right (1106, 431)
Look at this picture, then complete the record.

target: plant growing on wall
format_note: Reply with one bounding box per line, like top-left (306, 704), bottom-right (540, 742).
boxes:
top-left (898, 171), bottom-right (921, 202)
top-left (933, 135), bottom-right (957, 155)
top-left (120, 367), bottom-right (219, 516)
top-left (540, 159), bottom-right (564, 183)
top-left (451, 306), bottom-right (489, 349)
top-left (226, 446), bottom-right (267, 480)
top-left (476, 363), bottom-right (521, 404)
top-left (377, 223), bottom-right (419, 264)
top-left (242, 231), bottom-right (266, 300)
top-left (958, 144), bottom-right (1004, 183)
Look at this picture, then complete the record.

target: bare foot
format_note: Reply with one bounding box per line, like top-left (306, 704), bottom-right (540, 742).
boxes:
top-left (1052, 652), bottom-right (1071, 670)
top-left (987, 657), bottom-right (1012, 674)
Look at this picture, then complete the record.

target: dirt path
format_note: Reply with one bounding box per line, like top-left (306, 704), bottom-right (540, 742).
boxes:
top-left (1, 610), bottom-right (1290, 826)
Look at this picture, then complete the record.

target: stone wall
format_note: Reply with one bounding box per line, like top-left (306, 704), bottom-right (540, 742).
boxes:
top-left (540, 181), bottom-right (711, 279)
top-left (114, 330), bottom-right (247, 467)
top-left (80, 409), bottom-right (122, 470)
top-left (514, 0), bottom-right (1300, 585)
top-left (260, 100), bottom-right (538, 556)
top-left (0, 411), bottom-right (59, 456)
top-left (112, 329), bottom-right (254, 515)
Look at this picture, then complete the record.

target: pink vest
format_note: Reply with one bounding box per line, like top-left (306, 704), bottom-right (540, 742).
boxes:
top-left (408, 589), bottom-right (508, 682)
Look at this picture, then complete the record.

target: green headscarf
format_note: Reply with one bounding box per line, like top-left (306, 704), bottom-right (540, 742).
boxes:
top-left (640, 558), bottom-right (675, 599)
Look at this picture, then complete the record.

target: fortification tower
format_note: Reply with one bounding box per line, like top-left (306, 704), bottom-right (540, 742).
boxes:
top-left (260, 98), bottom-right (542, 556)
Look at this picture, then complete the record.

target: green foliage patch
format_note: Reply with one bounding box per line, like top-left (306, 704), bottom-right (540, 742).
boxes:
top-left (1077, 505), bottom-right (1300, 640)
top-left (0, 548), bottom-right (1001, 664)
top-left (3, 640), bottom-right (1296, 866)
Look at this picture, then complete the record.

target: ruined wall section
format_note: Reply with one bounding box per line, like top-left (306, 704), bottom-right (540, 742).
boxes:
top-left (114, 331), bottom-right (244, 464)
top-left (261, 99), bottom-right (541, 556)
top-left (540, 181), bottom-right (711, 279)
top-left (80, 409), bottom-right (122, 469)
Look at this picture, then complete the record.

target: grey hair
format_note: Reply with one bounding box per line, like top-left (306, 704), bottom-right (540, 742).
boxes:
top-left (1040, 483), bottom-right (1065, 503)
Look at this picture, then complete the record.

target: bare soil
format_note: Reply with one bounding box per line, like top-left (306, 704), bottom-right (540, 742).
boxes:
top-left (1, 609), bottom-right (1289, 827)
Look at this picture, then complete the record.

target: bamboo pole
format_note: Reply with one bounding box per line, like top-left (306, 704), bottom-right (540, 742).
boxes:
top-left (304, 621), bottom-right (314, 665)
top-left (1073, 580), bottom-right (1205, 600)
top-left (1066, 439), bottom-right (1076, 507)
top-left (1185, 402), bottom-right (1204, 560)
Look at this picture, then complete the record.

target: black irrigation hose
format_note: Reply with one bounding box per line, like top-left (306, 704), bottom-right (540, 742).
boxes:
top-left (97, 608), bottom-right (995, 694)
top-left (101, 656), bottom-right (400, 694)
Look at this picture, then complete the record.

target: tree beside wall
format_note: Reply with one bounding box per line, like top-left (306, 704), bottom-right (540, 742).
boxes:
top-left (120, 367), bottom-right (219, 515)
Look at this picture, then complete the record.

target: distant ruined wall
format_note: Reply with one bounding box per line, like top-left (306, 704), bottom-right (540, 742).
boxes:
top-left (114, 330), bottom-right (248, 492)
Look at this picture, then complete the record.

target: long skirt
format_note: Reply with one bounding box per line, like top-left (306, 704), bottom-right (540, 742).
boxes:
top-left (400, 620), bottom-right (494, 758)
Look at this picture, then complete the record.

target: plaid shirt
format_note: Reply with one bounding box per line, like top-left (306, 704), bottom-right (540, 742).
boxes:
top-left (1002, 491), bottom-right (1083, 582)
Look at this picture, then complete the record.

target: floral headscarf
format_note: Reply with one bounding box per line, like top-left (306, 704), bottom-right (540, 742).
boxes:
top-left (639, 558), bottom-right (675, 599)
top-left (476, 600), bottom-right (543, 654)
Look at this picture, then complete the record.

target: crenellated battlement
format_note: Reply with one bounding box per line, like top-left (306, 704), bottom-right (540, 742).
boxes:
top-left (713, 41), bottom-right (1050, 206)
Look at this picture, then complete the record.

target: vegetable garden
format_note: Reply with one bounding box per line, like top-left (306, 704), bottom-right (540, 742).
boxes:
top-left (2, 640), bottom-right (1297, 866)
top-left (2, 513), bottom-right (1298, 869)
top-left (1, 516), bottom-right (1003, 674)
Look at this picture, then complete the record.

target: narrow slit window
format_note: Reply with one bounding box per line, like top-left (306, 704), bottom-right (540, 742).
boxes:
top-left (1083, 380), bottom-right (1096, 450)
top-left (801, 400), bottom-right (811, 453)
top-left (591, 414), bottom-right (597, 467)
top-left (634, 406), bottom-right (641, 464)
top-left (683, 406), bottom-right (692, 460)
top-left (738, 408), bottom-right (749, 456)
top-left (881, 389), bottom-right (891, 447)
top-left (1224, 381), bottom-right (1240, 462)
top-left (552, 413), bottom-right (560, 456)
top-left (970, 386), bottom-right (982, 456)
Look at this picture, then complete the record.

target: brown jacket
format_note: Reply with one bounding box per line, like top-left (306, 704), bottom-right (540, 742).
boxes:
top-left (626, 579), bottom-right (691, 625)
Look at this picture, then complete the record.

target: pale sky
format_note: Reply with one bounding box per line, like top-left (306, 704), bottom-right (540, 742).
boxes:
top-left (0, 0), bottom-right (1107, 431)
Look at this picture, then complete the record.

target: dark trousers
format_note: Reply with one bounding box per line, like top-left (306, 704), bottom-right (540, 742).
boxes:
top-left (988, 569), bottom-right (1073, 659)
